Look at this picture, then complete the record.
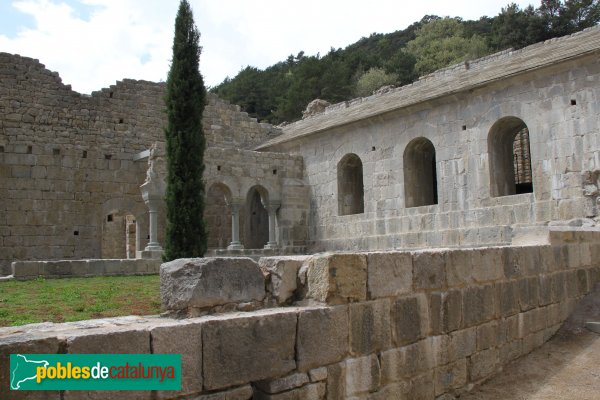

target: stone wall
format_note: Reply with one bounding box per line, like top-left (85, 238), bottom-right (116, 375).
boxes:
top-left (2, 233), bottom-right (600, 399)
top-left (258, 29), bottom-right (600, 253)
top-left (0, 53), bottom-right (291, 273)
top-left (10, 258), bottom-right (160, 280)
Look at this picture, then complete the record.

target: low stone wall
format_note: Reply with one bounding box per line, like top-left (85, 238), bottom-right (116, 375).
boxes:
top-left (2, 238), bottom-right (600, 399)
top-left (10, 258), bottom-right (160, 280)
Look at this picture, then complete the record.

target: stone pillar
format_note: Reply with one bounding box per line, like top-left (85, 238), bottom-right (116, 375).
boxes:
top-left (139, 179), bottom-right (165, 259)
top-left (264, 203), bottom-right (280, 249)
top-left (228, 201), bottom-right (244, 250)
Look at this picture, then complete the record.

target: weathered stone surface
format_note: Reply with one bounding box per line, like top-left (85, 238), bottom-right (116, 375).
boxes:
top-left (413, 250), bottom-right (447, 290)
top-left (345, 355), bottom-right (381, 396)
top-left (468, 348), bottom-right (499, 381)
top-left (430, 290), bottom-right (462, 334)
top-left (0, 336), bottom-right (62, 400)
top-left (435, 358), bottom-right (467, 396)
top-left (260, 256), bottom-right (306, 305)
top-left (309, 367), bottom-right (328, 382)
top-left (448, 328), bottom-right (477, 361)
top-left (192, 385), bottom-right (253, 400)
top-left (65, 328), bottom-right (150, 400)
top-left (349, 299), bottom-right (391, 355)
top-left (381, 339), bottom-right (433, 382)
top-left (296, 306), bottom-right (348, 371)
top-left (202, 310), bottom-right (297, 390)
top-left (367, 252), bottom-right (412, 298)
top-left (151, 320), bottom-right (203, 399)
top-left (255, 382), bottom-right (326, 400)
top-left (306, 254), bottom-right (367, 304)
top-left (160, 257), bottom-right (265, 310)
top-left (462, 284), bottom-right (496, 327)
top-left (391, 294), bottom-right (428, 346)
top-left (256, 372), bottom-right (310, 394)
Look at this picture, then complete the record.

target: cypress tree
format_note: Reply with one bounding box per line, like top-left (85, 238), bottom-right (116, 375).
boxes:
top-left (163, 0), bottom-right (207, 261)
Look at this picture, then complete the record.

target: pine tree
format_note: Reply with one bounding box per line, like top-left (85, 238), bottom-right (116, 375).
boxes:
top-left (163, 0), bottom-right (207, 261)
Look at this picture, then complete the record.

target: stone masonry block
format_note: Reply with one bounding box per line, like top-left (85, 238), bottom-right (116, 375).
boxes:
top-left (256, 372), bottom-right (309, 394)
top-left (151, 320), bottom-right (203, 399)
top-left (345, 355), bottom-right (381, 397)
top-left (254, 382), bottom-right (326, 400)
top-left (435, 358), bottom-right (467, 396)
top-left (380, 339), bottom-right (433, 383)
top-left (472, 247), bottom-right (505, 283)
top-left (446, 249), bottom-right (474, 287)
top-left (65, 327), bottom-right (150, 400)
top-left (429, 290), bottom-right (462, 334)
top-left (448, 327), bottom-right (477, 362)
top-left (260, 256), bottom-right (306, 305)
top-left (518, 277), bottom-right (540, 311)
top-left (296, 306), bottom-right (348, 371)
top-left (0, 336), bottom-right (62, 400)
top-left (496, 280), bottom-right (519, 317)
top-left (160, 257), bottom-right (265, 311)
top-left (462, 284), bottom-right (496, 327)
top-left (195, 385), bottom-right (253, 400)
top-left (202, 310), bottom-right (297, 390)
top-left (413, 250), bottom-right (447, 290)
top-left (349, 299), bottom-right (391, 355)
top-left (391, 294), bottom-right (428, 346)
top-left (306, 253), bottom-right (367, 304)
top-left (367, 252), bottom-right (412, 298)
top-left (476, 321), bottom-right (502, 351)
top-left (468, 348), bottom-right (499, 382)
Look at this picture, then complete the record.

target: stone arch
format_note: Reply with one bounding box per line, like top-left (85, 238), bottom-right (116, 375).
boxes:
top-left (100, 198), bottom-right (146, 259)
top-left (244, 185), bottom-right (270, 249)
top-left (337, 153), bottom-right (364, 215)
top-left (488, 116), bottom-right (533, 197)
top-left (404, 137), bottom-right (438, 208)
top-left (205, 182), bottom-right (233, 249)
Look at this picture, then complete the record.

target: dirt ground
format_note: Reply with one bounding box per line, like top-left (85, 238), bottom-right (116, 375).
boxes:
top-left (462, 285), bottom-right (600, 400)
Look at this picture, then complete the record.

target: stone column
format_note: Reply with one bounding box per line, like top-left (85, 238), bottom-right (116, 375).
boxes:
top-left (228, 201), bottom-right (244, 250)
top-left (264, 203), bottom-right (280, 249)
top-left (139, 178), bottom-right (165, 259)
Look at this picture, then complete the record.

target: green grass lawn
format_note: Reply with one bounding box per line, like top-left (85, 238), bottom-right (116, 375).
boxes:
top-left (0, 275), bottom-right (161, 327)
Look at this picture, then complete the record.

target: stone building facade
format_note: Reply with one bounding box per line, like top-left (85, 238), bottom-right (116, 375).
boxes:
top-left (1, 26), bottom-right (600, 274)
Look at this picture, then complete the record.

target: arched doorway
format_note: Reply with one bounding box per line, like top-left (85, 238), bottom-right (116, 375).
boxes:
top-left (102, 210), bottom-right (136, 259)
top-left (245, 186), bottom-right (269, 249)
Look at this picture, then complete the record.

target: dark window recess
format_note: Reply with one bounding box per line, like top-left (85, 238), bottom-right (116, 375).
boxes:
top-left (217, 165), bottom-right (221, 171)
top-left (82, 150), bottom-right (87, 158)
top-left (147, 235), bottom-right (150, 240)
top-left (107, 214), bottom-right (113, 222)
top-left (27, 145), bottom-right (32, 154)
top-left (119, 118), bottom-right (124, 124)
top-left (73, 231), bottom-right (79, 236)
top-left (0, 146), bottom-right (4, 153)
top-left (272, 169), bottom-right (277, 175)
top-left (372, 146), bottom-right (376, 151)
top-left (462, 125), bottom-right (467, 131)
top-left (104, 154), bottom-right (112, 160)
top-left (53, 148), bottom-right (60, 156)
top-left (109, 92), bottom-right (113, 98)
top-left (571, 99), bottom-right (577, 106)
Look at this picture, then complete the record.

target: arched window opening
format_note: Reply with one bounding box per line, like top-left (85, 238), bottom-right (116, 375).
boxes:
top-left (404, 137), bottom-right (438, 207)
top-left (489, 117), bottom-right (533, 197)
top-left (245, 186), bottom-right (269, 248)
top-left (337, 154), bottom-right (364, 215)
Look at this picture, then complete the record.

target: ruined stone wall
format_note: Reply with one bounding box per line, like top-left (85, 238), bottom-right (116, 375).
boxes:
top-left (0, 53), bottom-right (289, 273)
top-left (2, 232), bottom-right (600, 399)
top-left (263, 53), bottom-right (600, 252)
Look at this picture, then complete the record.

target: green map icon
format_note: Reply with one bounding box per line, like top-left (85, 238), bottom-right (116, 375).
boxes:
top-left (10, 354), bottom-right (49, 390)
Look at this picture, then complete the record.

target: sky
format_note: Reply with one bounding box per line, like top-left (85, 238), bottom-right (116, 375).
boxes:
top-left (0, 0), bottom-right (536, 94)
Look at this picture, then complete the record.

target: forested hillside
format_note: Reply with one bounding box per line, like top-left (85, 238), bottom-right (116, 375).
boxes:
top-left (211, 1), bottom-right (599, 124)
